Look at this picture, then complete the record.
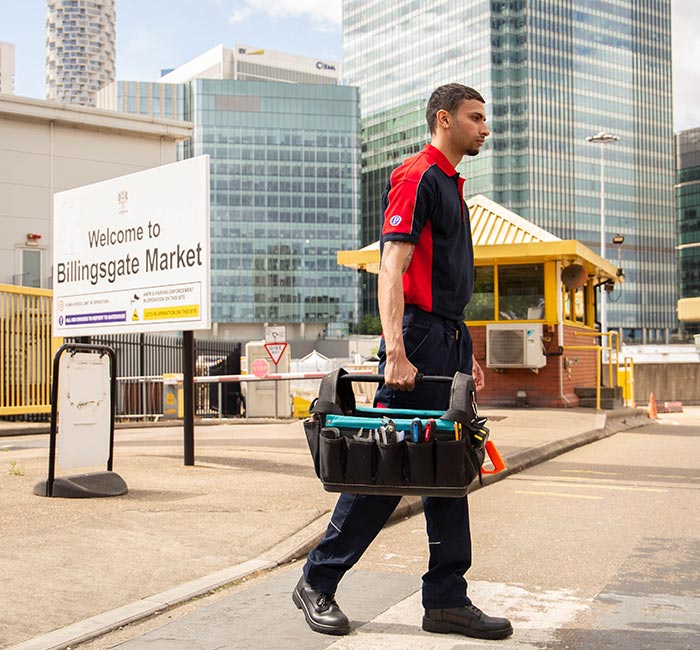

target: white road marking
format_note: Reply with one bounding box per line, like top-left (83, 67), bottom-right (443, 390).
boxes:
top-left (515, 474), bottom-right (619, 483)
top-left (515, 490), bottom-right (603, 500)
top-left (560, 469), bottom-right (620, 476)
top-left (527, 481), bottom-right (667, 493)
top-left (325, 580), bottom-right (590, 649)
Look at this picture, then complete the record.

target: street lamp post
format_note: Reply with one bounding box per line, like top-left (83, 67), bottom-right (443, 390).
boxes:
top-left (586, 131), bottom-right (619, 334)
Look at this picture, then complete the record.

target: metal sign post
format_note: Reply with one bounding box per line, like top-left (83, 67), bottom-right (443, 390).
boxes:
top-left (183, 331), bottom-right (195, 466)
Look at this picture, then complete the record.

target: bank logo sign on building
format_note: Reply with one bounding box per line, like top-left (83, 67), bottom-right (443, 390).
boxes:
top-left (53, 156), bottom-right (211, 336)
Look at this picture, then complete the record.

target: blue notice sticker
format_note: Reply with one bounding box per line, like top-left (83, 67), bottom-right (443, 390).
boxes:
top-left (65, 311), bottom-right (127, 325)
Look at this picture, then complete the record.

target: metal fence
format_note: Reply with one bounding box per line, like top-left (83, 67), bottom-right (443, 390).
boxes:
top-left (1, 284), bottom-right (243, 422)
top-left (0, 284), bottom-right (58, 418)
top-left (79, 334), bottom-right (243, 420)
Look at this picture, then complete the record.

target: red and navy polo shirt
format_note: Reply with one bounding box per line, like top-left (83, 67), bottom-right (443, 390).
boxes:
top-left (380, 143), bottom-right (474, 321)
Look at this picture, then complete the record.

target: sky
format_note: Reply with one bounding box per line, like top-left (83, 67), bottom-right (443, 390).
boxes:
top-left (0, 0), bottom-right (698, 131)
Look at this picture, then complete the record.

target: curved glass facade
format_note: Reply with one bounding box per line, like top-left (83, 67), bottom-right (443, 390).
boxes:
top-left (344, 0), bottom-right (676, 341)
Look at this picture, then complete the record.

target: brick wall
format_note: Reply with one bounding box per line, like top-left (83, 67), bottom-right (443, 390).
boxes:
top-left (471, 323), bottom-right (599, 407)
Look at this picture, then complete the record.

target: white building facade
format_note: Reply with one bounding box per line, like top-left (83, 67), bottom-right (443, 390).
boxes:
top-left (0, 94), bottom-right (191, 288)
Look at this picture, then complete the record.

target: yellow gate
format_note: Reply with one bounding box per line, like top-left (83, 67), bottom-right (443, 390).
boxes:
top-left (0, 284), bottom-right (60, 416)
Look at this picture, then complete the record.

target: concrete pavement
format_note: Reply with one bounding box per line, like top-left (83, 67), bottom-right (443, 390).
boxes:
top-left (0, 406), bottom-right (651, 650)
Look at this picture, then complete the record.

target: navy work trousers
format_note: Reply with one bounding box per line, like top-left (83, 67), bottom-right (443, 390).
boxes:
top-left (304, 305), bottom-right (475, 609)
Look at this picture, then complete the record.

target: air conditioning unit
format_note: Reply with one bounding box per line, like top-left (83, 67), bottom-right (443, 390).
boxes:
top-left (486, 323), bottom-right (546, 369)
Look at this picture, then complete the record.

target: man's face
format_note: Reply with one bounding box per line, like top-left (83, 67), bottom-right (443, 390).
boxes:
top-left (444, 99), bottom-right (490, 157)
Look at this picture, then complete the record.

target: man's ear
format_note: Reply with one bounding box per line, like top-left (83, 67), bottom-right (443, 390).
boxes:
top-left (436, 108), bottom-right (450, 130)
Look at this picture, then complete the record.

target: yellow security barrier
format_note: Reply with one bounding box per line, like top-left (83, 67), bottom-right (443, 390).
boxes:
top-left (618, 358), bottom-right (635, 408)
top-left (0, 284), bottom-right (61, 416)
top-left (293, 395), bottom-right (312, 419)
top-left (162, 373), bottom-right (184, 419)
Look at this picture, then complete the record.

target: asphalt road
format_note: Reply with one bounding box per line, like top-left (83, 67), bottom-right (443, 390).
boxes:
top-left (355, 410), bottom-right (700, 649)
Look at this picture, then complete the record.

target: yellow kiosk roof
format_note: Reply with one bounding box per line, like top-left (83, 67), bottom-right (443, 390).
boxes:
top-left (337, 194), bottom-right (618, 283)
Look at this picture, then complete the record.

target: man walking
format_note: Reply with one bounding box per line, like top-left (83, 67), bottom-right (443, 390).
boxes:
top-left (294, 83), bottom-right (513, 640)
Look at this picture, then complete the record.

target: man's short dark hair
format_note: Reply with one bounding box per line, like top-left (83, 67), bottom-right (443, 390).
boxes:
top-left (426, 84), bottom-right (485, 134)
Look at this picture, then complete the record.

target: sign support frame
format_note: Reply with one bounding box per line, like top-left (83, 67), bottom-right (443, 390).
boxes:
top-left (36, 342), bottom-right (126, 498)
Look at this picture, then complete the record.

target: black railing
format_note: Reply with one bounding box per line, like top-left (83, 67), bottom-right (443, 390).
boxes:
top-left (69, 334), bottom-right (243, 420)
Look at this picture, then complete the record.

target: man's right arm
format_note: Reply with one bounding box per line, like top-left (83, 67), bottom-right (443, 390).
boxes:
top-left (378, 240), bottom-right (417, 390)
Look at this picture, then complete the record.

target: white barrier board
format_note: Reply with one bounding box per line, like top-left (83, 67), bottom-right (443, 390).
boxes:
top-left (57, 352), bottom-right (111, 470)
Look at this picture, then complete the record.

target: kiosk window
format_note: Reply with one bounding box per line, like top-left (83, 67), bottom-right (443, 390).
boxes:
top-left (466, 266), bottom-right (495, 320)
top-left (498, 264), bottom-right (544, 320)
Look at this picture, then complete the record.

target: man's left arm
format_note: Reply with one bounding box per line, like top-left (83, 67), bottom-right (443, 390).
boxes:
top-left (472, 356), bottom-right (485, 391)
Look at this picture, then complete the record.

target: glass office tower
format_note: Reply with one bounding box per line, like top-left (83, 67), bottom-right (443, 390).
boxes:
top-left (99, 79), bottom-right (361, 335)
top-left (676, 128), bottom-right (700, 338)
top-left (344, 0), bottom-right (675, 342)
top-left (193, 80), bottom-right (361, 331)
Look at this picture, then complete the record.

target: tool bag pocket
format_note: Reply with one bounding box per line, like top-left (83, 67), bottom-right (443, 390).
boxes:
top-left (405, 440), bottom-right (435, 487)
top-left (344, 438), bottom-right (376, 485)
top-left (319, 428), bottom-right (345, 484)
top-left (303, 415), bottom-right (322, 478)
top-left (435, 439), bottom-right (467, 487)
top-left (375, 441), bottom-right (405, 486)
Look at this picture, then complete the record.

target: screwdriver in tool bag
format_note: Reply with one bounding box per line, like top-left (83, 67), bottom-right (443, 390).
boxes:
top-left (470, 420), bottom-right (489, 449)
top-left (423, 418), bottom-right (436, 442)
top-left (411, 417), bottom-right (422, 443)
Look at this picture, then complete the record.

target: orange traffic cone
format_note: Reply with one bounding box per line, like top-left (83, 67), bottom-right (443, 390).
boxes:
top-left (648, 392), bottom-right (658, 419)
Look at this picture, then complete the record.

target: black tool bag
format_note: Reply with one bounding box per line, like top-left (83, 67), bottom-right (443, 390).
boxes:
top-left (302, 370), bottom-right (486, 497)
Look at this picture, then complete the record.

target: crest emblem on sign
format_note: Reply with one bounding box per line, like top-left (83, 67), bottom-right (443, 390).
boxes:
top-left (118, 190), bottom-right (128, 215)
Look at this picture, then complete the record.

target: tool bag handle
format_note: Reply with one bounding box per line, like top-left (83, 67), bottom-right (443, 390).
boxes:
top-left (310, 370), bottom-right (477, 424)
top-left (337, 373), bottom-right (450, 384)
top-left (309, 368), bottom-right (356, 416)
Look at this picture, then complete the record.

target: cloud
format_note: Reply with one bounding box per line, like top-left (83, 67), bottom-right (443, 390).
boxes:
top-left (228, 7), bottom-right (254, 24)
top-left (217, 0), bottom-right (341, 31)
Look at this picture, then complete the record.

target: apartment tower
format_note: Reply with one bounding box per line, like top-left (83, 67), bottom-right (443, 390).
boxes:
top-left (46, 0), bottom-right (115, 105)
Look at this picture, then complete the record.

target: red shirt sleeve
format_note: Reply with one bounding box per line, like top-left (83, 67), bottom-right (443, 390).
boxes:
top-left (382, 162), bottom-right (435, 244)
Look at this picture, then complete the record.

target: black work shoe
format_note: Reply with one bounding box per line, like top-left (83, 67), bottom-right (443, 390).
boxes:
top-left (423, 604), bottom-right (513, 640)
top-left (292, 576), bottom-right (350, 636)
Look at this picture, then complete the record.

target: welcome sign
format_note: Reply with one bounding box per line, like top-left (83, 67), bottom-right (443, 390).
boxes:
top-left (53, 156), bottom-right (211, 336)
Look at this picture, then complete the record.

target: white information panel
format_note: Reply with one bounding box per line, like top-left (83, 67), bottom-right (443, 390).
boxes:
top-left (53, 156), bottom-right (211, 336)
top-left (57, 352), bottom-right (111, 470)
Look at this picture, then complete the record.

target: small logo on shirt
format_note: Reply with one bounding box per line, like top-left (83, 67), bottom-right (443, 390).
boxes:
top-left (389, 215), bottom-right (402, 227)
